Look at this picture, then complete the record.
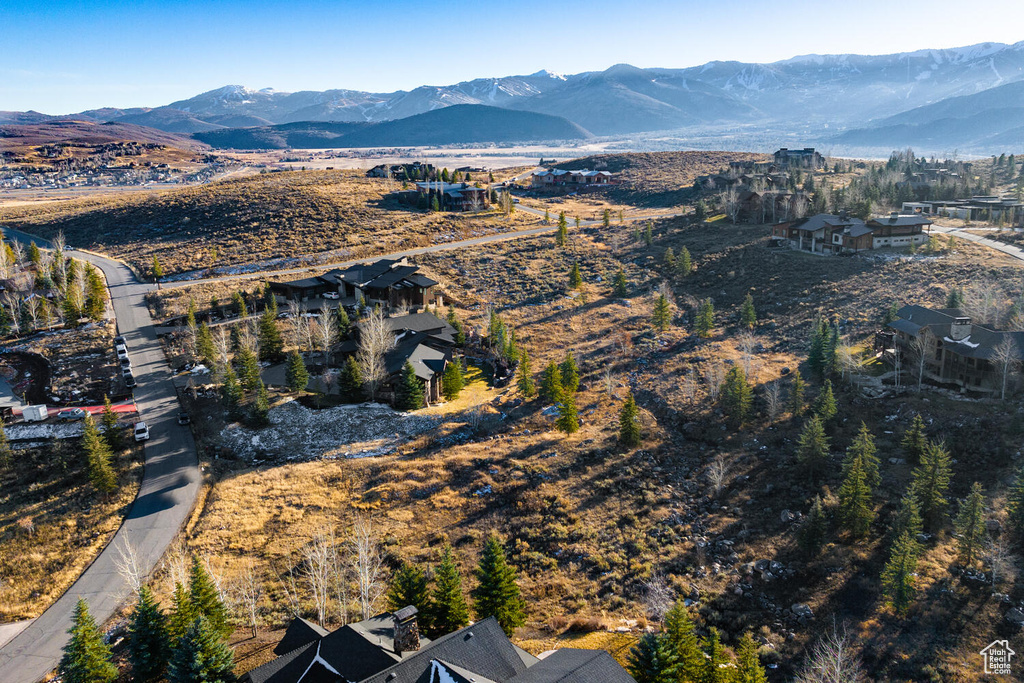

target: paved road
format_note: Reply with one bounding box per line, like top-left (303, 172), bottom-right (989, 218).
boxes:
top-left (0, 229), bottom-right (201, 683)
top-left (931, 224), bottom-right (1024, 263)
top-left (164, 207), bottom-right (688, 290)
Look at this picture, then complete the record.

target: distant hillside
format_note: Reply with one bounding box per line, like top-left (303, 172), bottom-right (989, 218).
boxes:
top-left (194, 105), bottom-right (589, 150)
top-left (0, 120), bottom-right (204, 151)
top-left (835, 80), bottom-right (1024, 150)
top-left (114, 107), bottom-right (226, 134)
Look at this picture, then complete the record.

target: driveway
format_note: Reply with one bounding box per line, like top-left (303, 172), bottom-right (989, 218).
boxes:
top-left (0, 229), bottom-right (201, 683)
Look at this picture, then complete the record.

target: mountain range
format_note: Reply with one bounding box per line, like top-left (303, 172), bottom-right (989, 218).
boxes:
top-left (8, 41), bottom-right (1024, 153)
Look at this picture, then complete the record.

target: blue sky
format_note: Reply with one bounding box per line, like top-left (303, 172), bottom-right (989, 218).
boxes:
top-left (2, 0), bottom-right (1023, 114)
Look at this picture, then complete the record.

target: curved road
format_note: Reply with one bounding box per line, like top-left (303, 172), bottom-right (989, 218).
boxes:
top-left (0, 229), bottom-right (200, 683)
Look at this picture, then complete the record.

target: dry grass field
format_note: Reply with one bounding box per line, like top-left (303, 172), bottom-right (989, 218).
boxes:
top-left (0, 170), bottom-right (541, 277)
top-left (0, 441), bottom-right (143, 621)
top-left (168, 209), bottom-right (1024, 681)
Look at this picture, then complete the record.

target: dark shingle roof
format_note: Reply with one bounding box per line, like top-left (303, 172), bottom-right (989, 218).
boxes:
top-left (244, 642), bottom-right (318, 683)
top-left (507, 649), bottom-right (637, 683)
top-left (360, 617), bottom-right (530, 683)
top-left (274, 617), bottom-right (330, 656)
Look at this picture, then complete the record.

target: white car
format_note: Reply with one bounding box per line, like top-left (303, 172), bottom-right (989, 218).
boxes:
top-left (322, 291), bottom-right (340, 300)
top-left (134, 422), bottom-right (150, 442)
top-left (116, 344), bottom-right (129, 360)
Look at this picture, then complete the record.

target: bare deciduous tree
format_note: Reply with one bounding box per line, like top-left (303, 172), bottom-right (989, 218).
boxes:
top-left (235, 559), bottom-right (264, 638)
top-left (963, 283), bottom-right (1002, 327)
top-left (795, 624), bottom-right (866, 683)
top-left (302, 528), bottom-right (335, 627)
top-left (358, 308), bottom-right (393, 400)
top-left (985, 536), bottom-right (1012, 587)
top-left (602, 364), bottom-right (615, 397)
top-left (991, 337), bottom-right (1019, 400)
top-left (702, 361), bottom-right (726, 402)
top-left (114, 537), bottom-right (143, 596)
top-left (909, 333), bottom-right (929, 392)
top-left (642, 573), bottom-right (674, 624)
top-left (353, 516), bottom-right (385, 620)
top-left (737, 331), bottom-right (757, 379)
top-left (164, 540), bottom-right (190, 591)
top-left (708, 455), bottom-right (728, 496)
top-left (765, 380), bottom-right (783, 422)
top-left (318, 315), bottom-right (338, 365)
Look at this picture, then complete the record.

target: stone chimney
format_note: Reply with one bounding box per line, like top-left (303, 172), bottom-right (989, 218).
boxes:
top-left (950, 316), bottom-right (972, 341)
top-left (889, 211), bottom-right (899, 223)
top-left (392, 605), bottom-right (420, 655)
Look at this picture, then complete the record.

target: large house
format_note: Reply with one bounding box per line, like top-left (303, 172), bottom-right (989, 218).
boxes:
top-left (242, 609), bottom-right (636, 683)
top-left (413, 182), bottom-right (490, 211)
top-left (772, 212), bottom-right (932, 254)
top-left (901, 196), bottom-right (1024, 224)
top-left (884, 305), bottom-right (1024, 394)
top-left (530, 168), bottom-right (616, 189)
top-left (332, 311), bottom-right (458, 405)
top-left (366, 163), bottom-right (434, 181)
top-left (268, 259), bottom-right (440, 310)
top-left (773, 147), bottom-right (825, 170)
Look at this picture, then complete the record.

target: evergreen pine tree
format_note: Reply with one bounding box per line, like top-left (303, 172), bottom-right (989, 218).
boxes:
top-left (284, 350), bottom-right (309, 392)
top-left (823, 323), bottom-right (840, 376)
top-left (663, 602), bottom-right (701, 681)
top-left (559, 351), bottom-right (579, 392)
top-left (612, 269), bottom-right (629, 298)
top-left (555, 390), bottom-right (579, 435)
top-left (695, 298), bottom-right (714, 338)
top-left (429, 545), bottom-right (470, 637)
top-left (644, 222), bottom-right (653, 246)
top-left (652, 294), bottom-right (672, 333)
top-left (946, 287), bottom-right (965, 309)
top-left (336, 306), bottom-right (351, 337)
top-left (847, 422), bottom-right (880, 487)
top-left (82, 414), bottom-right (116, 496)
top-left (189, 555), bottom-right (232, 639)
top-left (540, 361), bottom-right (562, 403)
top-left (387, 563), bottom-right (433, 633)
top-left (677, 245), bottom-right (692, 276)
top-left (1006, 465), bottom-right (1024, 543)
top-left (151, 255), bottom-right (163, 281)
top-left (569, 262), bottom-right (583, 289)
top-left (912, 440), bottom-right (952, 532)
top-left (797, 416), bottom-right (830, 481)
top-left (0, 421), bottom-right (11, 471)
top-left (694, 201), bottom-right (708, 222)
top-left (251, 380), bottom-right (271, 426)
top-left (231, 291), bottom-right (248, 318)
top-left (555, 212), bottom-right (568, 247)
top-left (442, 360), bottom-right (464, 400)
top-left (789, 371), bottom-right (806, 416)
top-left (237, 347), bottom-right (261, 394)
top-left (701, 627), bottom-right (731, 683)
top-left (721, 365), bottom-right (753, 427)
top-left (799, 495), bottom-right (828, 556)
top-left (28, 241), bottom-right (41, 266)
top-left (84, 266), bottom-right (107, 322)
top-left (221, 366), bottom-right (243, 418)
top-left (889, 492), bottom-right (924, 549)
top-left (735, 633), bottom-right (768, 683)
top-left (901, 414), bottom-right (927, 464)
top-left (98, 396), bottom-right (121, 451)
top-left (472, 534), bottom-right (526, 637)
top-left (168, 582), bottom-right (195, 646)
top-left (808, 315), bottom-right (826, 374)
top-left (883, 301), bottom-right (900, 325)
top-left (602, 209), bottom-right (611, 228)
top-left (740, 293), bottom-right (757, 330)
top-left (59, 598), bottom-right (117, 683)
top-left (838, 444), bottom-right (875, 539)
top-left (516, 349), bottom-right (535, 398)
top-left (663, 247), bottom-right (676, 268)
top-left (395, 361), bottom-right (425, 410)
top-left (257, 308), bottom-right (283, 361)
top-left (197, 323), bottom-right (216, 368)
top-left (954, 481), bottom-right (987, 566)
top-left (627, 633), bottom-right (674, 683)
top-left (167, 615), bottom-right (236, 683)
top-left (446, 306), bottom-right (466, 346)
top-left (882, 531), bottom-right (919, 615)
top-left (128, 585), bottom-right (171, 683)
top-left (619, 392), bottom-right (641, 447)
top-left (814, 379), bottom-right (837, 424)
top-left (339, 356), bottom-right (364, 402)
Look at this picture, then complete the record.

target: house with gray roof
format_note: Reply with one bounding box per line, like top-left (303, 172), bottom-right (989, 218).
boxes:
top-left (772, 212), bottom-right (931, 254)
top-left (242, 609), bottom-right (635, 683)
top-left (886, 304), bottom-right (1024, 395)
top-left (268, 258), bottom-right (440, 311)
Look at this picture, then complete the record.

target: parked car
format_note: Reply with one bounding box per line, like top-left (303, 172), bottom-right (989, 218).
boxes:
top-left (116, 345), bottom-right (129, 360)
top-left (177, 412), bottom-right (191, 425)
top-left (322, 291), bottom-right (340, 300)
top-left (134, 422), bottom-right (150, 442)
top-left (56, 407), bottom-right (88, 421)
top-left (114, 335), bottom-right (127, 348)
top-left (120, 357), bottom-right (132, 371)
top-left (124, 373), bottom-right (137, 389)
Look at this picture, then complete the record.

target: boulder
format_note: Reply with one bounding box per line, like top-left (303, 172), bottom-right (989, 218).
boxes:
top-left (791, 603), bottom-right (814, 620)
